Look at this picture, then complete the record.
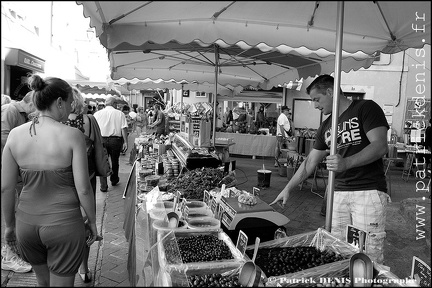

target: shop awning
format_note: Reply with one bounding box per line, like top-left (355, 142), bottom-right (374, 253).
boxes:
top-left (4, 48), bottom-right (45, 73)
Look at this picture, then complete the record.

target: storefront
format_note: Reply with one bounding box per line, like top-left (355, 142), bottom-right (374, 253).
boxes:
top-left (3, 48), bottom-right (45, 100)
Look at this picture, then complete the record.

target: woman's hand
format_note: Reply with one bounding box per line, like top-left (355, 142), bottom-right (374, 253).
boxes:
top-left (86, 223), bottom-right (98, 247)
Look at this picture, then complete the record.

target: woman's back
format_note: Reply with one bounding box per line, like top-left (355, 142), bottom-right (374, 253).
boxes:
top-left (7, 117), bottom-right (85, 227)
top-left (8, 117), bottom-right (83, 170)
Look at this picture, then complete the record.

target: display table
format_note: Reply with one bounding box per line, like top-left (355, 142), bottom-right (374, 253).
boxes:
top-left (123, 161), bottom-right (405, 287)
top-left (215, 132), bottom-right (276, 157)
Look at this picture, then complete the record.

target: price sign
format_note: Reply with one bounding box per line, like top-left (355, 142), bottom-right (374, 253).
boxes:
top-left (183, 204), bottom-right (189, 219)
top-left (346, 225), bottom-right (367, 252)
top-left (411, 256), bottom-right (431, 287)
top-left (203, 190), bottom-right (210, 206)
top-left (253, 187), bottom-right (260, 196)
top-left (209, 197), bottom-right (217, 214)
top-left (216, 204), bottom-right (224, 220)
top-left (236, 230), bottom-right (248, 256)
top-left (228, 189), bottom-right (235, 198)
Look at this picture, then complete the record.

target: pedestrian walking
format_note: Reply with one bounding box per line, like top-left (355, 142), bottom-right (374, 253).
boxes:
top-left (93, 96), bottom-right (128, 191)
top-left (1, 74), bottom-right (98, 286)
top-left (1, 91), bottom-right (36, 273)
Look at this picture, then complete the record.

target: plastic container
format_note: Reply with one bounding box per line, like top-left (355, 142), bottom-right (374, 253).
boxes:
top-left (154, 201), bottom-right (175, 210)
top-left (139, 168), bottom-right (153, 179)
top-left (149, 208), bottom-right (170, 221)
top-left (186, 209), bottom-right (213, 220)
top-left (144, 175), bottom-right (161, 187)
top-left (152, 219), bottom-right (188, 232)
top-left (187, 217), bottom-right (221, 230)
top-left (185, 200), bottom-right (207, 210)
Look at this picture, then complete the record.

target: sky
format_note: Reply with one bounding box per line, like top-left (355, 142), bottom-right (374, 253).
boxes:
top-left (3, 1), bottom-right (110, 81)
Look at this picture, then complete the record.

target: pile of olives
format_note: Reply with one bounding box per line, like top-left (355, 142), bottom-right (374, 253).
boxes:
top-left (187, 273), bottom-right (242, 287)
top-left (164, 234), bottom-right (234, 263)
top-left (245, 246), bottom-right (345, 277)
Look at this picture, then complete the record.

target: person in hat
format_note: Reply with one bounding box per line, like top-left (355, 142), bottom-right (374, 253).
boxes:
top-left (274, 105), bottom-right (292, 167)
top-left (93, 96), bottom-right (128, 191)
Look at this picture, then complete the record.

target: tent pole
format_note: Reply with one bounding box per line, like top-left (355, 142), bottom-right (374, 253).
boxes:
top-left (212, 44), bottom-right (219, 147)
top-left (180, 83), bottom-right (184, 117)
top-left (325, 1), bottom-right (344, 232)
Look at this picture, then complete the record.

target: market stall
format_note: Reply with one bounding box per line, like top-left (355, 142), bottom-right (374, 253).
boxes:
top-left (123, 160), bottom-right (409, 287)
top-left (216, 132), bottom-right (277, 158)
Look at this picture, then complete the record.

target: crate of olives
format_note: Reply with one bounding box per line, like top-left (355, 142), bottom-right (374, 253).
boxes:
top-left (165, 264), bottom-right (244, 287)
top-left (244, 228), bottom-right (359, 286)
top-left (157, 229), bottom-right (245, 273)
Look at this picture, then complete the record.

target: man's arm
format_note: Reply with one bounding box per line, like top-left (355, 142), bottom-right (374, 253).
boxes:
top-left (270, 148), bottom-right (328, 206)
top-left (121, 127), bottom-right (128, 152)
top-left (326, 126), bottom-right (389, 172)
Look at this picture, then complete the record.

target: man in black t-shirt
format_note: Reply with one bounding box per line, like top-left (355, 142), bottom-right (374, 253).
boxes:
top-left (271, 75), bottom-right (390, 264)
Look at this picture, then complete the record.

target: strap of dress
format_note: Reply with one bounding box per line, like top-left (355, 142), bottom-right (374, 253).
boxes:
top-left (29, 116), bottom-right (39, 137)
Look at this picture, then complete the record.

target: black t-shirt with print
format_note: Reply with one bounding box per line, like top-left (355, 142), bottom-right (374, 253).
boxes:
top-left (314, 100), bottom-right (389, 192)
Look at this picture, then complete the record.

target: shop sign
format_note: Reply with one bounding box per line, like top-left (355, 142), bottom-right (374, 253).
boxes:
top-left (5, 48), bottom-right (45, 73)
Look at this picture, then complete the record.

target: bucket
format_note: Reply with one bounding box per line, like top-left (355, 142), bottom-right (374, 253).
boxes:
top-left (257, 169), bottom-right (271, 187)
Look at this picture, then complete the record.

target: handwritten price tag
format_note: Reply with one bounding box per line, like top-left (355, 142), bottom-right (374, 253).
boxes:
top-left (203, 190), bottom-right (210, 206)
top-left (346, 224), bottom-right (367, 252)
top-left (236, 230), bottom-right (248, 256)
top-left (411, 256), bottom-right (431, 287)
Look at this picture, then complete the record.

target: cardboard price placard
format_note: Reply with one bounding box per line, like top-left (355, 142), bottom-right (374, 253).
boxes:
top-left (216, 204), bottom-right (223, 220)
top-left (253, 187), bottom-right (260, 196)
top-left (210, 198), bottom-right (218, 215)
top-left (236, 230), bottom-right (248, 256)
top-left (346, 224), bottom-right (367, 252)
top-left (411, 256), bottom-right (431, 287)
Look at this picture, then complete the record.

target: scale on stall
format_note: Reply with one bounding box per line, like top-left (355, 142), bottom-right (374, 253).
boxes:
top-left (216, 193), bottom-right (289, 245)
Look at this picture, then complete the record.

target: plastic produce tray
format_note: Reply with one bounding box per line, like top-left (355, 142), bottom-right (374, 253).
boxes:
top-left (157, 229), bottom-right (245, 273)
top-left (244, 228), bottom-right (357, 286)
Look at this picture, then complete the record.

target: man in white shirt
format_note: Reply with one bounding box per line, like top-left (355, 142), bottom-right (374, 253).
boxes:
top-left (274, 105), bottom-right (292, 167)
top-left (93, 96), bottom-right (128, 191)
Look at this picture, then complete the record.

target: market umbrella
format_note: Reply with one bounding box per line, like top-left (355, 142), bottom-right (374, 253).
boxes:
top-left (78, 1), bottom-right (429, 55)
top-left (78, 1), bottom-right (431, 231)
top-left (114, 78), bottom-right (240, 97)
top-left (107, 40), bottom-right (373, 89)
top-left (95, 40), bottom-right (375, 149)
top-left (67, 80), bottom-right (125, 96)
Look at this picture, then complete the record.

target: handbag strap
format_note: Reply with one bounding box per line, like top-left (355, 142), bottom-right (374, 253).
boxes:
top-left (87, 114), bottom-right (94, 140)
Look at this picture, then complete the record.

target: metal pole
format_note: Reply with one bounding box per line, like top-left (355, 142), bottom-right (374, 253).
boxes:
top-left (212, 44), bottom-right (219, 147)
top-left (325, 1), bottom-right (344, 232)
top-left (180, 83), bottom-right (184, 117)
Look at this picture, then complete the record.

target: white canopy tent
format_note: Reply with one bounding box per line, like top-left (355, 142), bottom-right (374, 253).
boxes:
top-left (77, 1), bottom-right (430, 233)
